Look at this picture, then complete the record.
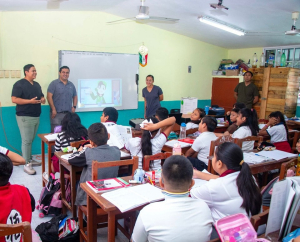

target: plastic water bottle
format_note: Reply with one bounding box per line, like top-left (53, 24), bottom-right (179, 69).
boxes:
top-left (172, 142), bottom-right (182, 155)
top-left (180, 123), bottom-right (186, 139)
top-left (134, 168), bottom-right (145, 182)
top-left (204, 106), bottom-right (210, 115)
top-left (252, 53), bottom-right (258, 68)
top-left (276, 51), bottom-right (281, 67)
top-left (260, 52), bottom-right (265, 67)
top-left (280, 52), bottom-right (286, 67)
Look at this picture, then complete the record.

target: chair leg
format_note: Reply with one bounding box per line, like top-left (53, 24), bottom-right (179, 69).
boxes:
top-left (78, 207), bottom-right (85, 242)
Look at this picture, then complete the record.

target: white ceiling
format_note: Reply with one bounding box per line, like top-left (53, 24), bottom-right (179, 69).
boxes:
top-left (0, 0), bottom-right (300, 49)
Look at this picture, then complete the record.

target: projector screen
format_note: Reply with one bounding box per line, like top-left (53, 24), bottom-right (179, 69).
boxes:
top-left (58, 50), bottom-right (139, 112)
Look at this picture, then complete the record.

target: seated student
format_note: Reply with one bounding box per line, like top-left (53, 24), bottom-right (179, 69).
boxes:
top-left (226, 102), bottom-right (246, 124)
top-left (0, 153), bottom-right (35, 234)
top-left (191, 142), bottom-right (262, 224)
top-left (101, 107), bottom-right (127, 149)
top-left (185, 116), bottom-right (217, 171)
top-left (125, 117), bottom-right (175, 170)
top-left (131, 155), bottom-right (213, 242)
top-left (68, 123), bottom-right (120, 206)
top-left (230, 108), bottom-right (259, 151)
top-left (51, 112), bottom-right (88, 174)
top-left (186, 108), bottom-right (205, 130)
top-left (0, 146), bottom-right (25, 166)
top-left (258, 111), bottom-right (291, 152)
top-left (155, 107), bottom-right (169, 121)
top-left (226, 108), bottom-right (239, 134)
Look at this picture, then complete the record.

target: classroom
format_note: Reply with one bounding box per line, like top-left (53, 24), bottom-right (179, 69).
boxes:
top-left (1, 0), bottom-right (300, 241)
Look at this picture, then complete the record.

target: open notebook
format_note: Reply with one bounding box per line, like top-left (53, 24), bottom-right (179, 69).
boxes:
top-left (101, 183), bottom-right (164, 213)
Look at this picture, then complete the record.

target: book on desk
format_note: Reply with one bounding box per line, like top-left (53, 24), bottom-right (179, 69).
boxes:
top-left (86, 177), bottom-right (129, 193)
top-left (101, 183), bottom-right (164, 213)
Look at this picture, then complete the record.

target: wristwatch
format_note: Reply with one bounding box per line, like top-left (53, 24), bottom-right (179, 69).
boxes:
top-left (73, 106), bottom-right (76, 109)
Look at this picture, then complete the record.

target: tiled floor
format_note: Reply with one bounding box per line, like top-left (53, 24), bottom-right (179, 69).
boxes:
top-left (10, 154), bottom-right (129, 242)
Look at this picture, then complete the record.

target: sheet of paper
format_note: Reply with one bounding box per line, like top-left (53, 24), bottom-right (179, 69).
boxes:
top-left (180, 97), bottom-right (198, 115)
top-left (164, 140), bottom-right (191, 148)
top-left (120, 150), bottom-right (130, 158)
top-left (257, 150), bottom-right (297, 160)
top-left (243, 152), bottom-right (268, 164)
top-left (44, 133), bottom-right (58, 141)
top-left (61, 154), bottom-right (72, 160)
top-left (266, 179), bottom-right (292, 236)
top-left (118, 125), bottom-right (133, 144)
top-left (193, 178), bottom-right (208, 188)
top-left (106, 124), bottom-right (132, 149)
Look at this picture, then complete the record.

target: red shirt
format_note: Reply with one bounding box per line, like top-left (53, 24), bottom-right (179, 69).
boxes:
top-left (0, 183), bottom-right (32, 242)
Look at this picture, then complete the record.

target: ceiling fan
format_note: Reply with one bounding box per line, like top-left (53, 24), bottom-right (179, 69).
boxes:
top-left (36, 0), bottom-right (67, 10)
top-left (210, 0), bottom-right (229, 11)
top-left (106, 0), bottom-right (179, 24)
top-left (285, 11), bottom-right (300, 36)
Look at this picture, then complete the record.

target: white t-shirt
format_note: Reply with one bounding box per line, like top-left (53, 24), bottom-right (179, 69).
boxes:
top-left (186, 122), bottom-right (199, 130)
top-left (232, 126), bottom-right (254, 151)
top-left (125, 131), bottom-right (167, 170)
top-left (131, 193), bottom-right (213, 242)
top-left (190, 172), bottom-right (248, 223)
top-left (191, 132), bottom-right (217, 165)
top-left (267, 124), bottom-right (287, 143)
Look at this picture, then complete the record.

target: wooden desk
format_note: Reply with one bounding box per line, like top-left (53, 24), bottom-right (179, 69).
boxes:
top-left (131, 128), bottom-right (142, 138)
top-left (56, 151), bottom-right (83, 217)
top-left (38, 133), bottom-right (56, 186)
top-left (55, 151), bottom-right (132, 217)
top-left (287, 120), bottom-right (300, 130)
top-left (162, 141), bottom-right (191, 154)
top-left (80, 177), bottom-right (159, 242)
top-left (215, 123), bottom-right (229, 133)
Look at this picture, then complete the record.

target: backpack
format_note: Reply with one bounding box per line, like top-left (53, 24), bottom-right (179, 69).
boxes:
top-left (36, 174), bottom-right (71, 218)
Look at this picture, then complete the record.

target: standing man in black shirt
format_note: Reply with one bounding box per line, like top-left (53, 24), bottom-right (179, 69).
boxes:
top-left (11, 64), bottom-right (46, 175)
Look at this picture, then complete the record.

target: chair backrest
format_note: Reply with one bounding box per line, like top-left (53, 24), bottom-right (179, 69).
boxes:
top-left (279, 157), bottom-right (297, 181)
top-left (70, 140), bottom-right (87, 148)
top-left (235, 136), bottom-right (263, 149)
top-left (143, 152), bottom-right (172, 171)
top-left (207, 136), bottom-right (239, 173)
top-left (91, 156), bottom-right (139, 180)
top-left (0, 222), bottom-right (32, 242)
top-left (250, 209), bottom-right (269, 231)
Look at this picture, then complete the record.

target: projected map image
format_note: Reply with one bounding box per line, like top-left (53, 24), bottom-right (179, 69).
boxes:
top-left (78, 79), bottom-right (122, 109)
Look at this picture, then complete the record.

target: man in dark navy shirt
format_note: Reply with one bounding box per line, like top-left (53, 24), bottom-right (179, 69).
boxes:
top-left (11, 64), bottom-right (45, 175)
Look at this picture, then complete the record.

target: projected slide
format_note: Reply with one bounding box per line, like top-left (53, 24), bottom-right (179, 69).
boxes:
top-left (77, 79), bottom-right (122, 109)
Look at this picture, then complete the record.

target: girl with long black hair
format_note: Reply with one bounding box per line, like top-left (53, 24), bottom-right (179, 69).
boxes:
top-left (124, 116), bottom-right (175, 170)
top-left (191, 142), bottom-right (262, 223)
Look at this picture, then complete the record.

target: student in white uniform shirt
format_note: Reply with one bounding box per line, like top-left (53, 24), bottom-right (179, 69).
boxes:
top-left (100, 107), bottom-right (124, 149)
top-left (185, 116), bottom-right (218, 171)
top-left (258, 111), bottom-right (291, 152)
top-left (131, 155), bottom-right (213, 242)
top-left (125, 116), bottom-right (175, 170)
top-left (231, 108), bottom-right (259, 151)
top-left (191, 142), bottom-right (262, 225)
top-left (185, 108), bottom-right (205, 130)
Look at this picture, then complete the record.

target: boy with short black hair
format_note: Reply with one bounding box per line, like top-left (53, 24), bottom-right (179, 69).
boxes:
top-left (68, 123), bottom-right (120, 206)
top-left (131, 155), bottom-right (213, 242)
top-left (155, 107), bottom-right (169, 121)
top-left (185, 116), bottom-right (217, 171)
top-left (0, 153), bottom-right (34, 230)
top-left (101, 107), bottom-right (118, 123)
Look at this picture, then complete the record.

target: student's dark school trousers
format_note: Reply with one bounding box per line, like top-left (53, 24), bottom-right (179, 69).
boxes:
top-left (187, 157), bottom-right (208, 171)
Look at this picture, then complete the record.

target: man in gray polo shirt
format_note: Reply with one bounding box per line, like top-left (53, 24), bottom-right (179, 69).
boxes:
top-left (47, 66), bottom-right (77, 134)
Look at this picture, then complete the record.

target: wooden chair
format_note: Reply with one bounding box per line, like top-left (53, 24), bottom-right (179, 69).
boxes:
top-left (235, 135), bottom-right (263, 149)
top-left (207, 136), bottom-right (238, 173)
top-left (250, 209), bottom-right (269, 231)
top-left (143, 152), bottom-right (172, 171)
top-left (186, 128), bottom-right (198, 135)
top-left (0, 222), bottom-right (32, 242)
top-left (291, 130), bottom-right (300, 153)
top-left (70, 140), bottom-right (88, 148)
top-left (78, 157), bottom-right (139, 242)
top-left (279, 158), bottom-right (297, 181)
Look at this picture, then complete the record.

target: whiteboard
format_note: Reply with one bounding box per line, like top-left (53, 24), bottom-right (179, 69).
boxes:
top-left (180, 97), bottom-right (198, 114)
top-left (59, 50), bottom-right (139, 112)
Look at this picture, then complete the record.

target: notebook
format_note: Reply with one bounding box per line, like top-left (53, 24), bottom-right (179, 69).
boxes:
top-left (86, 177), bottom-right (129, 193)
top-left (101, 183), bottom-right (164, 213)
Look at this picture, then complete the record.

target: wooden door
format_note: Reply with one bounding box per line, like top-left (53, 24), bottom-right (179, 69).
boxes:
top-left (211, 77), bottom-right (239, 113)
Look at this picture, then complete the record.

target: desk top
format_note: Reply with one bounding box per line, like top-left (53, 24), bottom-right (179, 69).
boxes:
top-left (38, 133), bottom-right (56, 144)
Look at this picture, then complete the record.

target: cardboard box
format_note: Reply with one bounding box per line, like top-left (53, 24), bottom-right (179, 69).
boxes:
top-left (225, 69), bottom-right (239, 76)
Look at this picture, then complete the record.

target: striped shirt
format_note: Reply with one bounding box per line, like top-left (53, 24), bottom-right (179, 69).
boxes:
top-left (54, 131), bottom-right (85, 152)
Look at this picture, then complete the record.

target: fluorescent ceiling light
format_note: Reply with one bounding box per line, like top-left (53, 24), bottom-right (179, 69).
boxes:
top-left (199, 16), bottom-right (245, 36)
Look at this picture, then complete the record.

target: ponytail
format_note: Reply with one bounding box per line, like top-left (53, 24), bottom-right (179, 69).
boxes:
top-left (239, 108), bottom-right (259, 136)
top-left (215, 142), bottom-right (262, 216)
top-left (141, 117), bottom-right (159, 168)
